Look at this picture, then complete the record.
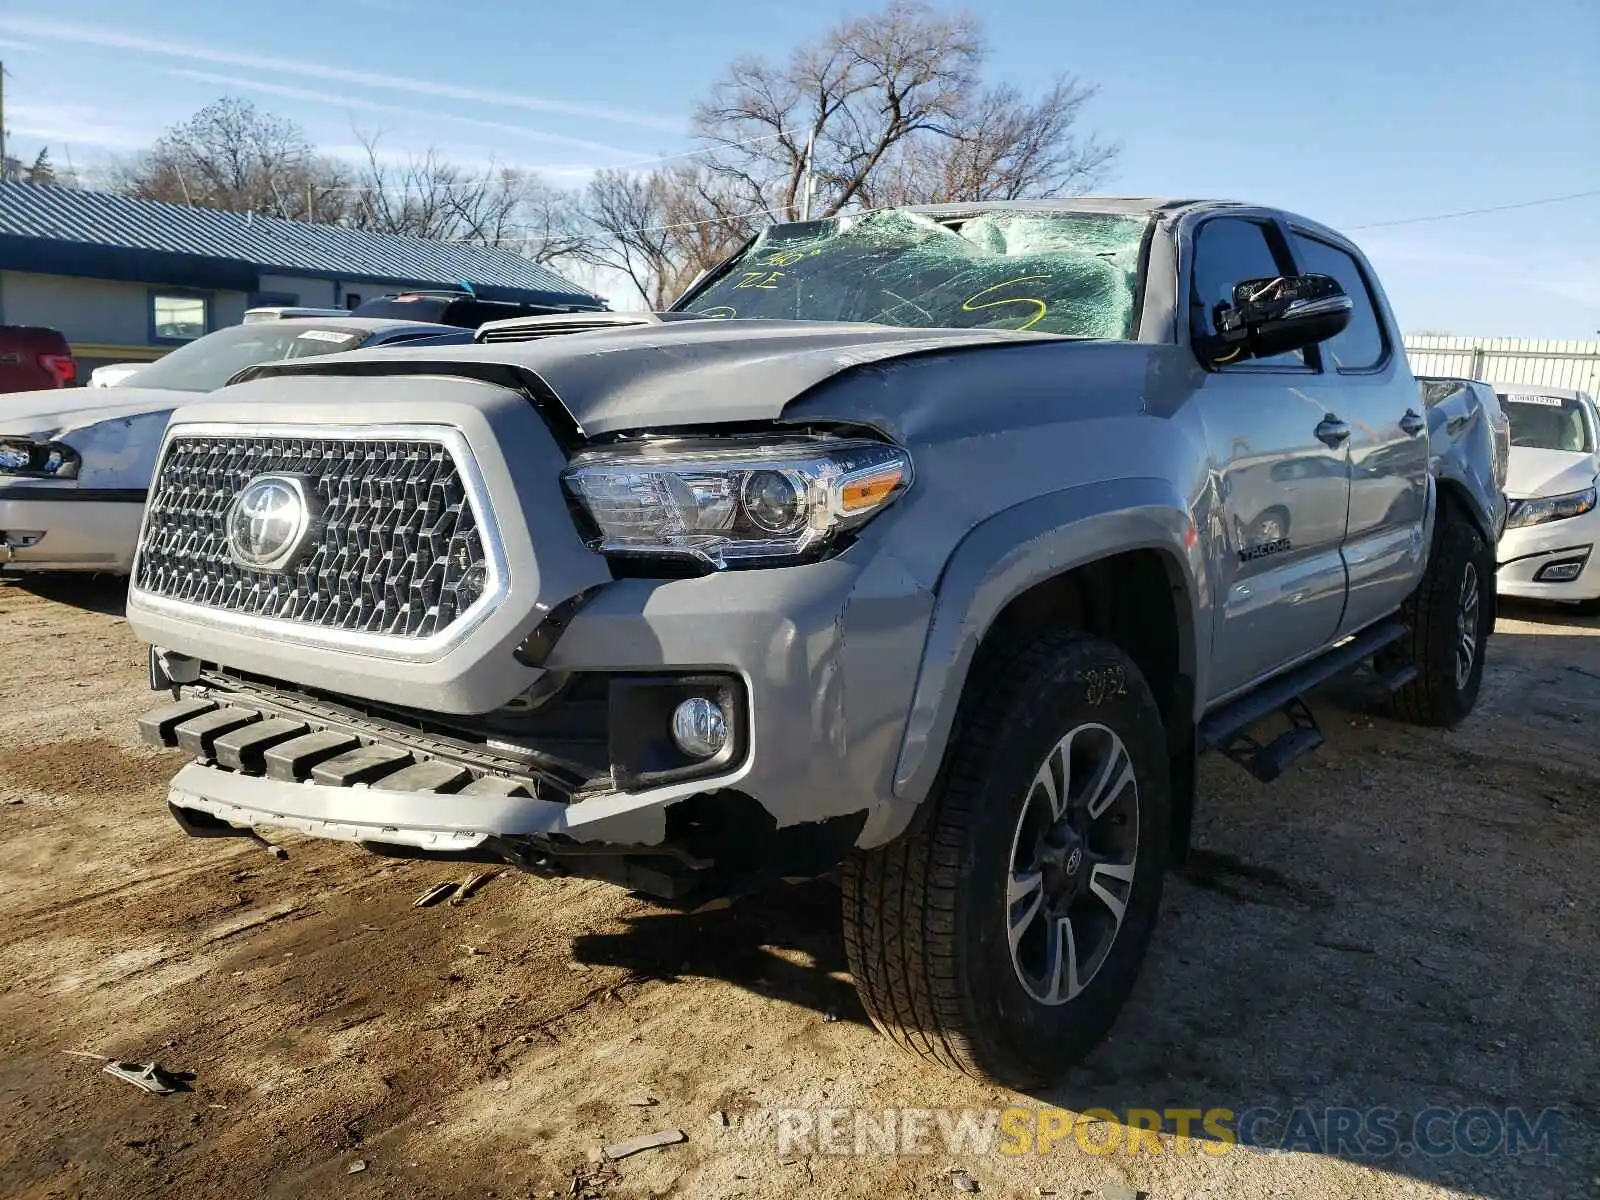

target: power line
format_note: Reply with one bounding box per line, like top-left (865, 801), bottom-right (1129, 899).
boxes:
top-left (1347, 189), bottom-right (1600, 230)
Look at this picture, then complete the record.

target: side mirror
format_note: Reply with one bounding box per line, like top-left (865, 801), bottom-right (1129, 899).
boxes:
top-left (1206, 273), bottom-right (1352, 364)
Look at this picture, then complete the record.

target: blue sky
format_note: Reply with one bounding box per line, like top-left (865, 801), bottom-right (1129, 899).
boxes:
top-left (0, 0), bottom-right (1596, 334)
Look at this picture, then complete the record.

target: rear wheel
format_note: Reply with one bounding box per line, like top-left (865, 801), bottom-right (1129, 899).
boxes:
top-left (842, 631), bottom-right (1169, 1087)
top-left (1386, 505), bottom-right (1495, 727)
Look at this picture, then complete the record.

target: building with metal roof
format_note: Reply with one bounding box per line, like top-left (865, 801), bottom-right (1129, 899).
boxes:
top-left (0, 181), bottom-right (599, 374)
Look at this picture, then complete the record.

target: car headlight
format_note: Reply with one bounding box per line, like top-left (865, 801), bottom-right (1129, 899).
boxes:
top-left (562, 435), bottom-right (912, 568)
top-left (1505, 485), bottom-right (1597, 529)
top-left (0, 439), bottom-right (80, 480)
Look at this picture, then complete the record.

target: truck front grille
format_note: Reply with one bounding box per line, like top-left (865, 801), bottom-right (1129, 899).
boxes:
top-left (133, 433), bottom-right (490, 639)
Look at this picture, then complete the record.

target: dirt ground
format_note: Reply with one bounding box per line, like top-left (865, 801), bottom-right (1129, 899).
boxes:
top-left (0, 575), bottom-right (1594, 1200)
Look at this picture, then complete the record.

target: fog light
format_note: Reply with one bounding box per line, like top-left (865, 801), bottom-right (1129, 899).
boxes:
top-left (1535, 557), bottom-right (1588, 583)
top-left (670, 696), bottom-right (727, 759)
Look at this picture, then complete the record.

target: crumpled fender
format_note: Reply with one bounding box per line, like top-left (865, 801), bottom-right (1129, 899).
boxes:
top-left (1420, 379), bottom-right (1510, 544)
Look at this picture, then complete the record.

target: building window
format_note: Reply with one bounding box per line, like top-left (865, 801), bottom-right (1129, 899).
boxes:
top-left (151, 292), bottom-right (210, 342)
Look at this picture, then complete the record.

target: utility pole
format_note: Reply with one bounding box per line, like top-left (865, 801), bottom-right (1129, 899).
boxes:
top-left (799, 127), bottom-right (816, 222)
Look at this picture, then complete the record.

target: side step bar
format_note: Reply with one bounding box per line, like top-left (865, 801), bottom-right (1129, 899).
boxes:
top-left (1198, 620), bottom-right (1408, 782)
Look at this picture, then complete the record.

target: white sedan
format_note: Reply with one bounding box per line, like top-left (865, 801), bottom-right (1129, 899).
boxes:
top-left (1493, 384), bottom-right (1600, 612)
top-left (1, 317), bottom-right (467, 574)
top-left (87, 363), bottom-right (147, 388)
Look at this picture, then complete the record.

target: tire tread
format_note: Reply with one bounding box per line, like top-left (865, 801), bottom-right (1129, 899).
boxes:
top-left (842, 630), bottom-right (1144, 1082)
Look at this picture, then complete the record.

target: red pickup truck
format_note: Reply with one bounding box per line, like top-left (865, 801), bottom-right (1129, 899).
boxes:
top-left (0, 326), bottom-right (77, 393)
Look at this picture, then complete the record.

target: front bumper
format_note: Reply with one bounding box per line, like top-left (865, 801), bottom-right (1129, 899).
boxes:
top-left (0, 488), bottom-right (145, 573)
top-left (1496, 508), bottom-right (1600, 602)
top-left (146, 547), bottom-right (937, 859)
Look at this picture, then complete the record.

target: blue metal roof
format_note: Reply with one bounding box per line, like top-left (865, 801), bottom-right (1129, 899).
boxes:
top-left (0, 182), bottom-right (598, 305)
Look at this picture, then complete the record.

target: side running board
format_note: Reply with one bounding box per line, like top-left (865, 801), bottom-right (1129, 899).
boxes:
top-left (1198, 620), bottom-right (1408, 783)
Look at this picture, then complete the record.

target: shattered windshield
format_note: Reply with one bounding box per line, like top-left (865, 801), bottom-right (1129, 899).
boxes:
top-left (679, 208), bottom-right (1147, 339)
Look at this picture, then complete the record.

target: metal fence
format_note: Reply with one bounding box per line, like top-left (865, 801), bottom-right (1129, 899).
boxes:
top-left (1403, 336), bottom-right (1600, 397)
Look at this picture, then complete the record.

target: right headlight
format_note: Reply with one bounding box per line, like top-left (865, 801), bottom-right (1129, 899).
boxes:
top-left (1505, 485), bottom-right (1597, 529)
top-left (561, 435), bottom-right (912, 569)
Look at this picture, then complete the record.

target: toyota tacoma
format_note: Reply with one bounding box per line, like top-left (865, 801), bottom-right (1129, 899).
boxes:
top-left (128, 198), bottom-right (1507, 1086)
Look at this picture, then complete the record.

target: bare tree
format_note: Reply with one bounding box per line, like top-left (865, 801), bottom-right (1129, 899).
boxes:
top-left (346, 131), bottom-right (589, 261)
top-left (112, 98), bottom-right (349, 221)
top-left (578, 166), bottom-right (756, 308)
top-left (693, 0), bottom-right (983, 222)
top-left (579, 1), bottom-right (1118, 307)
top-left (866, 77), bottom-right (1118, 206)
top-left (517, 175), bottom-right (593, 264)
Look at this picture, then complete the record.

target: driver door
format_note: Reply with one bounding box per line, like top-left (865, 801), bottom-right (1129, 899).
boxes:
top-left (1187, 215), bottom-right (1352, 700)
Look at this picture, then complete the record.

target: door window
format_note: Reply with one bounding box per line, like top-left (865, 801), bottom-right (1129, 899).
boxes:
top-left (1189, 218), bottom-right (1306, 367)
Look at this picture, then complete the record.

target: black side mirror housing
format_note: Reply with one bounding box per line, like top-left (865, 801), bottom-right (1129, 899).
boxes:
top-left (1205, 273), bottom-right (1353, 365)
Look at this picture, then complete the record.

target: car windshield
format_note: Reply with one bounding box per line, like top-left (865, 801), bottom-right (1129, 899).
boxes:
top-left (1497, 393), bottom-right (1595, 454)
top-left (129, 324), bottom-right (371, 393)
top-left (679, 208), bottom-right (1148, 339)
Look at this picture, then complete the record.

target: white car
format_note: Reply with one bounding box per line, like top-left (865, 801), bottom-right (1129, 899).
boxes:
top-left (1493, 383), bottom-right (1600, 611)
top-left (87, 363), bottom-right (146, 388)
top-left (1, 317), bottom-right (468, 574)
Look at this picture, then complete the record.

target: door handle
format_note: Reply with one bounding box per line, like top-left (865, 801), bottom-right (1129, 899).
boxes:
top-left (1315, 416), bottom-right (1351, 447)
top-left (1400, 409), bottom-right (1426, 437)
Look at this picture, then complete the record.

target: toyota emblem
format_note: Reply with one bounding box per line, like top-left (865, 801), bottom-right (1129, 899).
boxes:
top-left (225, 474), bottom-right (317, 571)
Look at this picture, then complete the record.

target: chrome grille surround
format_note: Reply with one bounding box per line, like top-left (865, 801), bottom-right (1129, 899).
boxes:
top-left (129, 423), bottom-right (508, 662)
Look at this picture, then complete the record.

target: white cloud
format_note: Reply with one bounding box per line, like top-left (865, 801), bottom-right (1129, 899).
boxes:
top-left (5, 102), bottom-right (150, 149)
top-left (0, 36), bottom-right (41, 51)
top-left (0, 16), bottom-right (685, 133)
top-left (162, 68), bottom-right (646, 164)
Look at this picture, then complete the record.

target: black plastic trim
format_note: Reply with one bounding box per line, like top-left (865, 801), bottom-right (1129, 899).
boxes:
top-left (0, 486), bottom-right (146, 503)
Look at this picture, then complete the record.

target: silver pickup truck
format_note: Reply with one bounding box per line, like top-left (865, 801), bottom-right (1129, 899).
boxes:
top-left (128, 198), bottom-right (1507, 1087)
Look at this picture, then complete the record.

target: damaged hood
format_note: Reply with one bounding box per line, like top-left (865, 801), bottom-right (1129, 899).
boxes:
top-left (1506, 446), bottom-right (1599, 499)
top-left (0, 387), bottom-right (196, 441)
top-left (0, 387), bottom-right (194, 492)
top-left (240, 318), bottom-right (1057, 435)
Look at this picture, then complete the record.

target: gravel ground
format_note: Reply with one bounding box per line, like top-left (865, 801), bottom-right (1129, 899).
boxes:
top-left (0, 574), bottom-right (1594, 1200)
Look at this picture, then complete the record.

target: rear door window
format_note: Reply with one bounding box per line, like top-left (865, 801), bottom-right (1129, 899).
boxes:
top-left (1289, 233), bottom-right (1387, 371)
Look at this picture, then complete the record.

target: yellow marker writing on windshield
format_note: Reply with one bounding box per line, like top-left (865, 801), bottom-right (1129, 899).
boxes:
top-left (961, 275), bottom-right (1050, 330)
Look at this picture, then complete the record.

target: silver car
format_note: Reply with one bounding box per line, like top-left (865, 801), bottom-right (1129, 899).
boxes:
top-left (0, 317), bottom-right (468, 574)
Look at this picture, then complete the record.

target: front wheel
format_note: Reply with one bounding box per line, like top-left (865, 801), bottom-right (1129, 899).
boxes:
top-left (1385, 505), bottom-right (1495, 727)
top-left (841, 631), bottom-right (1169, 1087)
